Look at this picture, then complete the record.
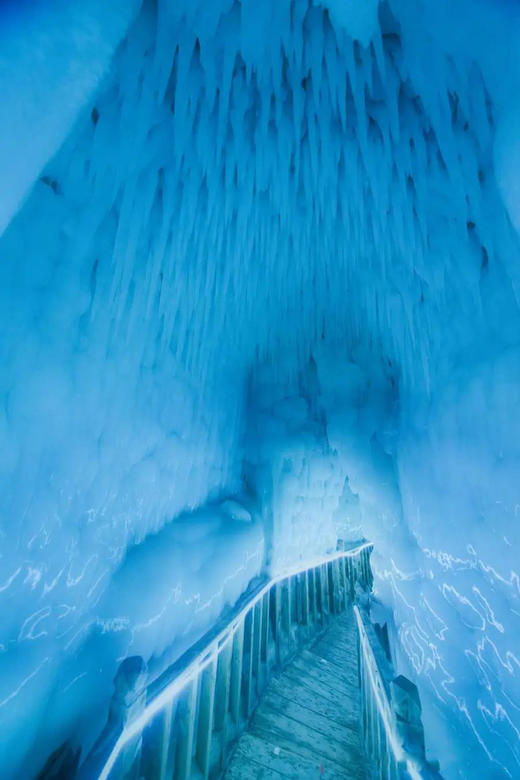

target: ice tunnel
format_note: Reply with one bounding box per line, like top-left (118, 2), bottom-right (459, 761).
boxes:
top-left (1, 0), bottom-right (520, 777)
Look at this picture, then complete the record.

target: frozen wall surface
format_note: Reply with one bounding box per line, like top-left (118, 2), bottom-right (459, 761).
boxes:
top-left (1, 0), bottom-right (520, 777)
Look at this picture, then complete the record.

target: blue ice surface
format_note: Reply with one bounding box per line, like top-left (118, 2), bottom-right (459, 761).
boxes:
top-left (1, 0), bottom-right (520, 777)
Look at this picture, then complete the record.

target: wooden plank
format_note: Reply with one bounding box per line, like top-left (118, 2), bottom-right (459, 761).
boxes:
top-left (315, 620), bottom-right (358, 648)
top-left (312, 640), bottom-right (358, 669)
top-left (330, 610), bottom-right (356, 628)
top-left (229, 731), bottom-right (353, 779)
top-left (314, 627), bottom-right (358, 652)
top-left (330, 617), bottom-right (358, 637)
top-left (267, 673), bottom-right (360, 732)
top-left (250, 708), bottom-right (364, 773)
top-left (301, 647), bottom-right (359, 682)
top-left (225, 755), bottom-right (284, 779)
top-left (290, 652), bottom-right (359, 694)
top-left (301, 649), bottom-right (357, 683)
top-left (309, 641), bottom-right (358, 668)
top-left (314, 620), bottom-right (358, 648)
top-left (259, 689), bottom-right (364, 754)
top-left (282, 664), bottom-right (360, 712)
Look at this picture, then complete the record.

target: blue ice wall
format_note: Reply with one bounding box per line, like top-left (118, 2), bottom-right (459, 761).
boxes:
top-left (1, 0), bottom-right (520, 776)
top-left (0, 0), bottom-right (141, 234)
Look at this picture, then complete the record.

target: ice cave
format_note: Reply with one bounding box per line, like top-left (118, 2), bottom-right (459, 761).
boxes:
top-left (1, 1), bottom-right (520, 778)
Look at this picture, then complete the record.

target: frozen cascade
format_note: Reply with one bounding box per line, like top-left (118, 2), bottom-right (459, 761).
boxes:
top-left (1, 0), bottom-right (520, 777)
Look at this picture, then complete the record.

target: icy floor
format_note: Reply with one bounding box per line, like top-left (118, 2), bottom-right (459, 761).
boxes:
top-left (1, 0), bottom-right (520, 777)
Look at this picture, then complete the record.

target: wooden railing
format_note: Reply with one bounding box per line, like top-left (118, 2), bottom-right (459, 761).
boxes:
top-left (79, 541), bottom-right (373, 780)
top-left (355, 606), bottom-right (442, 779)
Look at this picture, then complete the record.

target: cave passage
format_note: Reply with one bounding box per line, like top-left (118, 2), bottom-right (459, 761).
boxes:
top-left (1, 1), bottom-right (520, 777)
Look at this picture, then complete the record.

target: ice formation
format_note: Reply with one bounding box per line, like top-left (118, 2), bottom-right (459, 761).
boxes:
top-left (1, 0), bottom-right (520, 777)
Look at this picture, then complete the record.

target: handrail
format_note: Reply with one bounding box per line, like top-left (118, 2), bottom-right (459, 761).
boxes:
top-left (80, 540), bottom-right (373, 780)
top-left (355, 605), bottom-right (442, 779)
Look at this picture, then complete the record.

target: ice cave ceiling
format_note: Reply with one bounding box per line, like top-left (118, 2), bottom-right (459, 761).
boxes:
top-left (1, 0), bottom-right (520, 777)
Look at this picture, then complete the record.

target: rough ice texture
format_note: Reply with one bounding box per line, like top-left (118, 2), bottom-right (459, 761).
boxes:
top-left (0, 0), bottom-right (141, 235)
top-left (1, 0), bottom-right (520, 777)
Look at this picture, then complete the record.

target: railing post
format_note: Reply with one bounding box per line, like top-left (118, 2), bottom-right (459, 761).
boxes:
top-left (337, 558), bottom-right (344, 611)
top-left (345, 556), bottom-right (354, 601)
top-left (307, 568), bottom-right (316, 624)
top-left (339, 557), bottom-right (347, 610)
top-left (242, 610), bottom-right (255, 718)
top-left (320, 564), bottom-right (329, 622)
top-left (301, 570), bottom-right (310, 626)
top-left (214, 639), bottom-right (232, 769)
top-left (313, 566), bottom-right (320, 623)
top-left (281, 579), bottom-right (292, 658)
top-left (271, 584), bottom-right (282, 666)
top-left (261, 592), bottom-right (270, 670)
top-left (331, 559), bottom-right (340, 613)
top-left (353, 555), bottom-right (360, 590)
top-left (362, 548), bottom-right (370, 589)
top-left (229, 622), bottom-right (244, 724)
top-left (196, 656), bottom-right (217, 778)
top-left (141, 697), bottom-right (175, 779)
top-left (174, 679), bottom-right (197, 780)
top-left (290, 575), bottom-right (297, 626)
top-left (327, 562), bottom-right (336, 614)
top-left (252, 600), bottom-right (263, 697)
